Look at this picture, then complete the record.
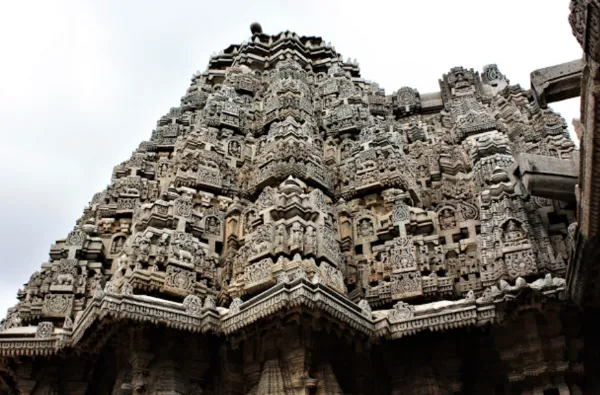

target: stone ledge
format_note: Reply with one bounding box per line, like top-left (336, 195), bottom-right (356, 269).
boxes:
top-left (515, 153), bottom-right (579, 202)
top-left (220, 279), bottom-right (373, 336)
top-left (0, 276), bottom-right (567, 357)
top-left (530, 59), bottom-right (583, 107)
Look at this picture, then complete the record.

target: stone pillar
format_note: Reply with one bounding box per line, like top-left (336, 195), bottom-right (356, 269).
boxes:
top-left (151, 359), bottom-right (187, 395)
top-left (219, 343), bottom-right (244, 395)
top-left (181, 336), bottom-right (210, 394)
top-left (569, 383), bottom-right (583, 395)
top-left (280, 325), bottom-right (311, 395)
top-left (557, 383), bottom-right (571, 395)
top-left (552, 376), bottom-right (571, 395)
top-left (353, 347), bottom-right (370, 395)
top-left (242, 338), bottom-right (261, 393)
top-left (66, 382), bottom-right (89, 395)
top-left (64, 354), bottom-right (94, 395)
top-left (385, 343), bottom-right (409, 395)
top-left (14, 380), bottom-right (36, 395)
top-left (128, 328), bottom-right (155, 395)
top-left (130, 350), bottom-right (154, 395)
top-left (13, 362), bottom-right (36, 395)
top-left (34, 365), bottom-right (60, 395)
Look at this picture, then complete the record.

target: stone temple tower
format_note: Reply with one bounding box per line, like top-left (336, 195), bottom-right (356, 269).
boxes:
top-left (0, 21), bottom-right (588, 394)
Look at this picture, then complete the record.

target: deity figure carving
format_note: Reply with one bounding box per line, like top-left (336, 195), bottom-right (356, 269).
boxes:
top-left (111, 235), bottom-right (126, 254)
top-left (275, 224), bottom-right (288, 250)
top-left (358, 218), bottom-right (374, 239)
top-left (290, 222), bottom-right (304, 248)
top-left (439, 208), bottom-right (457, 230)
top-left (206, 216), bottom-right (221, 236)
top-left (228, 140), bottom-right (242, 157)
top-left (304, 226), bottom-right (316, 252)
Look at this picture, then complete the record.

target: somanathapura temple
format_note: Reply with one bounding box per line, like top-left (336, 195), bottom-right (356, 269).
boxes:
top-left (3, 3), bottom-right (600, 393)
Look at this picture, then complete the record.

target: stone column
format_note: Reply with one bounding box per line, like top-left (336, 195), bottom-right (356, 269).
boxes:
top-left (280, 325), bottom-right (311, 395)
top-left (569, 383), bottom-right (583, 395)
top-left (242, 338), bottom-right (261, 393)
top-left (219, 343), bottom-right (244, 395)
top-left (128, 328), bottom-right (155, 395)
top-left (13, 362), bottom-right (36, 395)
top-left (557, 383), bottom-right (571, 395)
top-left (187, 338), bottom-right (210, 394)
top-left (130, 350), bottom-right (154, 395)
top-left (66, 382), bottom-right (89, 395)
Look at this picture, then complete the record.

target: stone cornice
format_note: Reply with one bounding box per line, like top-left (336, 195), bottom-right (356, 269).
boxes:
top-left (0, 277), bottom-right (567, 357)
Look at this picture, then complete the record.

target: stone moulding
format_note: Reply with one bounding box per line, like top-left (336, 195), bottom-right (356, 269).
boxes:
top-left (0, 276), bottom-right (566, 356)
top-left (96, 293), bottom-right (219, 333)
top-left (373, 305), bottom-right (480, 339)
top-left (0, 290), bottom-right (220, 357)
top-left (0, 21), bottom-right (587, 393)
top-left (0, 337), bottom-right (62, 357)
top-left (220, 278), bottom-right (373, 335)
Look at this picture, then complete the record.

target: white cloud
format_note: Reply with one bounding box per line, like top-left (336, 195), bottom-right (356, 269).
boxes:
top-left (0, 0), bottom-right (581, 315)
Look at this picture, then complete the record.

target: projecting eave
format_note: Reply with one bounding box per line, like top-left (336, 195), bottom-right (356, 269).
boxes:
top-left (0, 275), bottom-right (568, 357)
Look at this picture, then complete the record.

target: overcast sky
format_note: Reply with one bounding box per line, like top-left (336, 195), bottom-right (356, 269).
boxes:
top-left (0, 1), bottom-right (582, 317)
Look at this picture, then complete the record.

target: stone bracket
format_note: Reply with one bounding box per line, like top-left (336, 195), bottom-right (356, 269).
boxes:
top-left (514, 153), bottom-right (579, 202)
top-left (530, 59), bottom-right (583, 108)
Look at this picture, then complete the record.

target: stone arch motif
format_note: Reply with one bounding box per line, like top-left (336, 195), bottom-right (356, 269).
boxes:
top-left (241, 206), bottom-right (259, 236)
top-left (203, 209), bottom-right (225, 238)
top-left (500, 218), bottom-right (528, 246)
top-left (226, 138), bottom-right (243, 158)
top-left (109, 233), bottom-right (128, 255)
top-left (353, 211), bottom-right (377, 242)
top-left (339, 139), bottom-right (355, 161)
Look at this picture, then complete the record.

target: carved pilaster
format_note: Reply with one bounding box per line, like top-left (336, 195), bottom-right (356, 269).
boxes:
top-left (219, 344), bottom-right (244, 395)
top-left (66, 382), bottom-right (89, 395)
top-left (129, 350), bottom-right (154, 395)
top-left (186, 337), bottom-right (210, 394)
top-left (126, 328), bottom-right (155, 395)
top-left (14, 361), bottom-right (36, 395)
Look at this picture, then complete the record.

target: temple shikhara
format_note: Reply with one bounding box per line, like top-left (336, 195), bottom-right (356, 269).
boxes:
top-left (6, 1), bottom-right (600, 392)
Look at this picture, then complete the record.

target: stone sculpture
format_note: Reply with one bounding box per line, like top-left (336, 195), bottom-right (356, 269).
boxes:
top-left (0, 19), bottom-right (589, 395)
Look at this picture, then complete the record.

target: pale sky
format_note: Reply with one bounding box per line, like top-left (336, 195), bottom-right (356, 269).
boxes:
top-left (0, 0), bottom-right (582, 316)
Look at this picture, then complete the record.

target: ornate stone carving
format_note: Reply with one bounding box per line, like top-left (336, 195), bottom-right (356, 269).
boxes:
top-left (164, 266), bottom-right (196, 295)
top-left (394, 87), bottom-right (421, 117)
top-left (35, 322), bottom-right (54, 339)
top-left (0, 23), bottom-right (584, 395)
top-left (390, 301), bottom-right (415, 322)
top-left (42, 294), bottom-right (74, 317)
top-left (183, 295), bottom-right (203, 316)
top-left (358, 299), bottom-right (372, 317)
top-left (229, 298), bottom-right (243, 314)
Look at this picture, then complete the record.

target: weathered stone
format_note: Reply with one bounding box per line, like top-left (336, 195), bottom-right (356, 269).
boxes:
top-left (0, 18), bottom-right (589, 395)
top-left (531, 59), bottom-right (583, 107)
top-left (516, 153), bottom-right (579, 201)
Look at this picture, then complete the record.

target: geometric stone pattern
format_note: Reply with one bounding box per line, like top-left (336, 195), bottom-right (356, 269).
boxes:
top-left (0, 22), bottom-right (585, 395)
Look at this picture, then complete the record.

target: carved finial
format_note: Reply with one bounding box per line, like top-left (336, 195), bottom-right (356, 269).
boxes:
top-left (63, 317), bottom-right (74, 330)
top-left (250, 22), bottom-right (263, 35)
top-left (358, 299), bottom-right (372, 318)
top-left (466, 290), bottom-right (475, 302)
